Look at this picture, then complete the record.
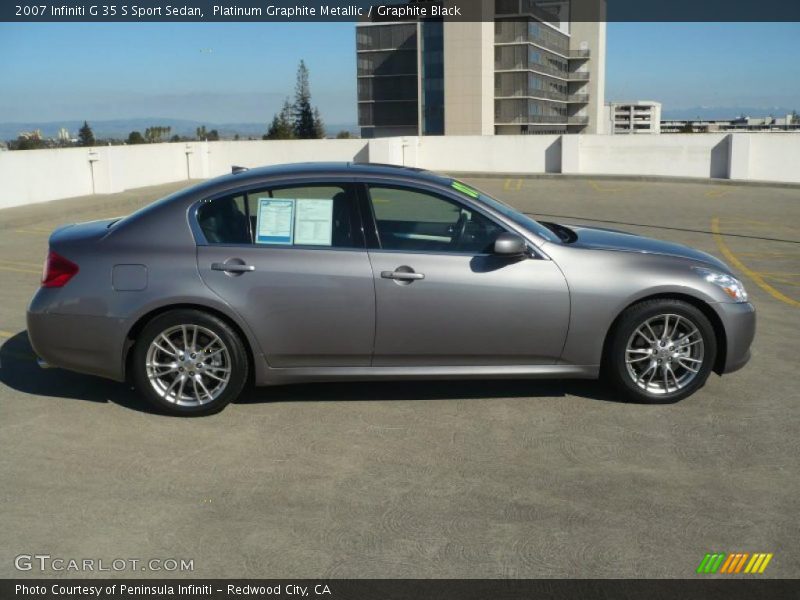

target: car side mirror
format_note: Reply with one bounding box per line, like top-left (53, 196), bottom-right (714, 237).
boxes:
top-left (493, 232), bottom-right (527, 257)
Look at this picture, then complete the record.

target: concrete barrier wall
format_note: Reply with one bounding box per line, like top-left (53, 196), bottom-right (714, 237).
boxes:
top-left (570, 134), bottom-right (732, 179)
top-left (416, 135), bottom-right (562, 174)
top-left (0, 133), bottom-right (797, 209)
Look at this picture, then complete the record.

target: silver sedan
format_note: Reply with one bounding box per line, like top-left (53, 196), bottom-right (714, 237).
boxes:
top-left (27, 163), bottom-right (755, 415)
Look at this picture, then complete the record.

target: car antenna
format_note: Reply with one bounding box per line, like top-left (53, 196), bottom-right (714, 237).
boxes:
top-left (231, 165), bottom-right (248, 174)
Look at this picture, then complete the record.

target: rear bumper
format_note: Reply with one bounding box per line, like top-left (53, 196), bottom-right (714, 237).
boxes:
top-left (714, 301), bottom-right (756, 374)
top-left (26, 309), bottom-right (126, 382)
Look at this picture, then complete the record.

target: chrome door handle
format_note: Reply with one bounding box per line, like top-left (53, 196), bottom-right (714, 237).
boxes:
top-left (381, 270), bottom-right (424, 281)
top-left (211, 262), bottom-right (255, 273)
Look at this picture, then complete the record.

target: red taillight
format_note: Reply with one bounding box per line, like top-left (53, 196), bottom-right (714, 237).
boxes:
top-left (41, 251), bottom-right (79, 288)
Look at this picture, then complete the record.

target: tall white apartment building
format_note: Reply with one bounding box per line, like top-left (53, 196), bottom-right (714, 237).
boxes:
top-left (356, 0), bottom-right (607, 137)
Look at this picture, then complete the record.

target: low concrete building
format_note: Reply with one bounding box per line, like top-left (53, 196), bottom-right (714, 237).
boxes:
top-left (607, 100), bottom-right (661, 134)
top-left (661, 114), bottom-right (800, 133)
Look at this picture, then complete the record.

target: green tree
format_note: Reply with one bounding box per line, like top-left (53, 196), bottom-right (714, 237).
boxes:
top-left (13, 136), bottom-right (46, 150)
top-left (312, 107), bottom-right (325, 139)
top-left (264, 98), bottom-right (296, 140)
top-left (679, 121), bottom-right (694, 134)
top-left (144, 126), bottom-right (171, 143)
top-left (196, 125), bottom-right (208, 140)
top-left (207, 129), bottom-right (220, 141)
top-left (335, 130), bottom-right (351, 139)
top-left (292, 60), bottom-right (323, 139)
top-left (78, 121), bottom-right (95, 146)
top-left (127, 131), bottom-right (146, 144)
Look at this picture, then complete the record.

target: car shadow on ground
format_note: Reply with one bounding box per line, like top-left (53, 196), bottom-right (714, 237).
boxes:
top-left (0, 331), bottom-right (625, 414)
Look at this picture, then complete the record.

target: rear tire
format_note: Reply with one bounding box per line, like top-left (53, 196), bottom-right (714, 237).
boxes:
top-left (604, 299), bottom-right (717, 404)
top-left (131, 309), bottom-right (248, 416)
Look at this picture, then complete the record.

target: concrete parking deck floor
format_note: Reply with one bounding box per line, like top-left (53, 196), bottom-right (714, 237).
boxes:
top-left (1, 176), bottom-right (798, 578)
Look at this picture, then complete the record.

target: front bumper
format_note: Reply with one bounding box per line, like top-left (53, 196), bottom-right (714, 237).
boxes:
top-left (714, 301), bottom-right (756, 374)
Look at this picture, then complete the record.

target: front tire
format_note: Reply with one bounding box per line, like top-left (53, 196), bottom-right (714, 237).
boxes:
top-left (131, 309), bottom-right (249, 416)
top-left (604, 299), bottom-right (717, 404)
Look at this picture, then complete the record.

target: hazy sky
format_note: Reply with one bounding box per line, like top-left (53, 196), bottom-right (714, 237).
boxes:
top-left (0, 21), bottom-right (798, 124)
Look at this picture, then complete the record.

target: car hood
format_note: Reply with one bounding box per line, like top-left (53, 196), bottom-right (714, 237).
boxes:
top-left (567, 224), bottom-right (730, 272)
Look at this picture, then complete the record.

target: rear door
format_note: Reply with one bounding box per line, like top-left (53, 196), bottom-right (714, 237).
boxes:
top-left (362, 182), bottom-right (570, 366)
top-left (195, 180), bottom-right (375, 367)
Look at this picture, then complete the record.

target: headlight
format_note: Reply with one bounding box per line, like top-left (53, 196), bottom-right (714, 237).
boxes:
top-left (693, 267), bottom-right (748, 302)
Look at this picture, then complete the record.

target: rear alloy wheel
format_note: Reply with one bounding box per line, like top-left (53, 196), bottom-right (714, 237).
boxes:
top-left (605, 299), bottom-right (717, 403)
top-left (132, 309), bottom-right (248, 415)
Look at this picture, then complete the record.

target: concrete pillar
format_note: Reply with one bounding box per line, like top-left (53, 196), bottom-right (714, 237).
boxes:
top-left (728, 134), bottom-right (750, 180)
top-left (561, 135), bottom-right (581, 174)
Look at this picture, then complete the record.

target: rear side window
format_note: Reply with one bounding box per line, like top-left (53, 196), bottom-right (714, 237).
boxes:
top-left (196, 184), bottom-right (362, 249)
top-left (246, 184), bottom-right (361, 248)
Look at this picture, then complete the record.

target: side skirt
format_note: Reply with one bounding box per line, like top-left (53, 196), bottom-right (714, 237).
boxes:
top-left (256, 364), bottom-right (600, 386)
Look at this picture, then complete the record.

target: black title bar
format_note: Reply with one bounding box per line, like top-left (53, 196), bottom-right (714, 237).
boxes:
top-left (3, 579), bottom-right (799, 600)
top-left (4, 0), bottom-right (800, 22)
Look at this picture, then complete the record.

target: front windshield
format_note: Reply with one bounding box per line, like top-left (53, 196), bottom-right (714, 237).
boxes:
top-left (450, 179), bottom-right (558, 243)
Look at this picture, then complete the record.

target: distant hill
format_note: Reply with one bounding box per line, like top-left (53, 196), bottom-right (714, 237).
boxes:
top-left (0, 119), bottom-right (359, 141)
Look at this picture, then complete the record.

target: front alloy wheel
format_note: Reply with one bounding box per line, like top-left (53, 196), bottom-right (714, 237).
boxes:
top-left (606, 299), bottom-right (717, 403)
top-left (132, 309), bottom-right (248, 415)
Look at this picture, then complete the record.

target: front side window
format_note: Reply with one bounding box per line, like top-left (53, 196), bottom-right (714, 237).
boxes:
top-left (197, 184), bottom-right (361, 248)
top-left (367, 185), bottom-right (504, 254)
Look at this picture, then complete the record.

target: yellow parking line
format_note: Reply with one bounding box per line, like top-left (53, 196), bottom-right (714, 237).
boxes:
top-left (0, 264), bottom-right (40, 274)
top-left (14, 229), bottom-right (49, 235)
top-left (503, 178), bottom-right (523, 191)
top-left (711, 217), bottom-right (800, 308)
top-left (0, 330), bottom-right (15, 338)
top-left (588, 180), bottom-right (624, 193)
top-left (0, 258), bottom-right (42, 269)
top-left (705, 189), bottom-right (732, 198)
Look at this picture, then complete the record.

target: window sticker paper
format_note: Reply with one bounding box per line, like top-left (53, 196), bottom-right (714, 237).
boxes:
top-left (256, 198), bottom-right (294, 244)
top-left (294, 198), bottom-right (334, 246)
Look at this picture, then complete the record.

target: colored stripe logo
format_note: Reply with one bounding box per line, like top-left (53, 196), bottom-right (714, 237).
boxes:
top-left (697, 552), bottom-right (773, 574)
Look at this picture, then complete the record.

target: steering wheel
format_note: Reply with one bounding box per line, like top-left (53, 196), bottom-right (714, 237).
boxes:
top-left (450, 212), bottom-right (469, 250)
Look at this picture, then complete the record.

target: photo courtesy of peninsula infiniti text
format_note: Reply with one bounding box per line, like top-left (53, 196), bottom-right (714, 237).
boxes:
top-left (27, 163), bottom-right (756, 415)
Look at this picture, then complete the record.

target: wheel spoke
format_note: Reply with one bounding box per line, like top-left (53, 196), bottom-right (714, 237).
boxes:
top-left (202, 370), bottom-right (227, 383)
top-left (196, 377), bottom-right (213, 403)
top-left (148, 367), bottom-right (179, 378)
top-left (636, 328), bottom-right (655, 345)
top-left (677, 358), bottom-right (700, 373)
top-left (626, 355), bottom-right (651, 364)
top-left (152, 342), bottom-right (176, 357)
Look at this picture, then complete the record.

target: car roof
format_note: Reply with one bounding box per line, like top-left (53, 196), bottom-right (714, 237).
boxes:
top-left (207, 161), bottom-right (450, 189)
top-left (114, 162), bottom-right (456, 231)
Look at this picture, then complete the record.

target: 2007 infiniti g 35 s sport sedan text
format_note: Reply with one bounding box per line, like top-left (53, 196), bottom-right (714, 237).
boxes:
top-left (27, 163), bottom-right (755, 415)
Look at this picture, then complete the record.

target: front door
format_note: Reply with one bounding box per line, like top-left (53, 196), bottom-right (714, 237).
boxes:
top-left (364, 183), bottom-right (570, 366)
top-left (196, 182), bottom-right (375, 367)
